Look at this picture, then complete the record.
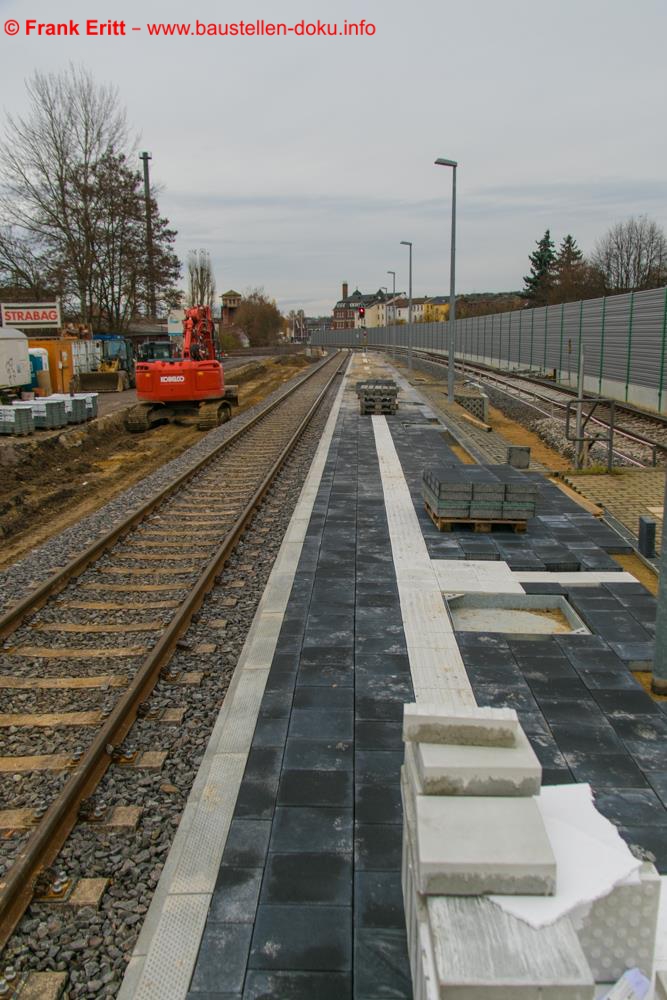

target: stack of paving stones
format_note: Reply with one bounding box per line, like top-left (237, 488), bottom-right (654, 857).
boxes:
top-left (400, 704), bottom-right (662, 995)
top-left (16, 395), bottom-right (68, 429)
top-left (357, 379), bottom-right (399, 416)
top-left (49, 393), bottom-right (89, 423)
top-left (77, 391), bottom-right (99, 419)
top-left (186, 399), bottom-right (415, 999)
top-left (0, 403), bottom-right (34, 435)
top-left (399, 703), bottom-right (600, 997)
top-left (422, 466), bottom-right (537, 524)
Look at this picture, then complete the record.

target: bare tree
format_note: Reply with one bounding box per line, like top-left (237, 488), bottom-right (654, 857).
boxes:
top-left (591, 215), bottom-right (667, 293)
top-left (235, 288), bottom-right (283, 346)
top-left (0, 65), bottom-right (181, 329)
top-left (0, 65), bottom-right (130, 322)
top-left (187, 249), bottom-right (216, 307)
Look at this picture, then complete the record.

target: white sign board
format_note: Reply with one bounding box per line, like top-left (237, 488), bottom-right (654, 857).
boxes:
top-left (167, 309), bottom-right (185, 337)
top-left (1, 302), bottom-right (61, 328)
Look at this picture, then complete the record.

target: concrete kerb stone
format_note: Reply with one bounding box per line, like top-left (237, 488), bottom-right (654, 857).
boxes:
top-left (117, 361), bottom-right (348, 1000)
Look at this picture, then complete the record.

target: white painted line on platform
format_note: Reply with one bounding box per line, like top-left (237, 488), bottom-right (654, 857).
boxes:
top-left (119, 367), bottom-right (348, 1000)
top-left (372, 416), bottom-right (475, 707)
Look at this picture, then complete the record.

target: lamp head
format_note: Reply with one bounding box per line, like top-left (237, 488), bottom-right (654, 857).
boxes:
top-left (435, 157), bottom-right (457, 168)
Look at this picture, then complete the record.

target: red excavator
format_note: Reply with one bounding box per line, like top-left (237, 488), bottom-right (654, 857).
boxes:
top-left (125, 306), bottom-right (238, 432)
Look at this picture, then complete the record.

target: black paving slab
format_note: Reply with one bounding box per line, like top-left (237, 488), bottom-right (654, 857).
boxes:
top-left (190, 375), bottom-right (667, 997)
top-left (189, 396), bottom-right (413, 998)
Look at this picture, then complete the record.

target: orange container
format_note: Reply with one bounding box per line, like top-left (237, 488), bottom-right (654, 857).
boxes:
top-left (28, 338), bottom-right (77, 393)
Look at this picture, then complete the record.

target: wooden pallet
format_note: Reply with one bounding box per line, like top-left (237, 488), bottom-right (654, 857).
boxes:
top-left (424, 500), bottom-right (527, 533)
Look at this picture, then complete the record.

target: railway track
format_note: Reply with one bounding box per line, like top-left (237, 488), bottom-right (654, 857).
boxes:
top-left (395, 348), bottom-right (667, 468)
top-left (0, 349), bottom-right (346, 954)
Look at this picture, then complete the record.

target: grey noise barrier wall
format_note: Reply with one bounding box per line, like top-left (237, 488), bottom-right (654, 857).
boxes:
top-left (313, 285), bottom-right (667, 414)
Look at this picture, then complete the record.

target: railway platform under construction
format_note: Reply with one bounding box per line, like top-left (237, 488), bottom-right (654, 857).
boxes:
top-left (119, 353), bottom-right (667, 1000)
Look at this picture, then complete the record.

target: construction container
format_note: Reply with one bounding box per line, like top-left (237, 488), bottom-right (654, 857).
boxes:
top-left (27, 338), bottom-right (101, 393)
top-left (0, 328), bottom-right (31, 392)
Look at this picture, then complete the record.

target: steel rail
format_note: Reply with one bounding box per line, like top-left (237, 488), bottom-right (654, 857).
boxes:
top-left (0, 352), bottom-right (348, 949)
top-left (0, 352), bottom-right (341, 642)
top-left (456, 361), bottom-right (665, 458)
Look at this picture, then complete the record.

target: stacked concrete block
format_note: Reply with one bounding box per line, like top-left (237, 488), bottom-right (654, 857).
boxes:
top-left (17, 397), bottom-right (68, 429)
top-left (49, 394), bottom-right (88, 423)
top-left (455, 390), bottom-right (489, 424)
top-left (357, 378), bottom-right (399, 415)
top-left (422, 468), bottom-right (538, 525)
top-left (0, 404), bottom-right (34, 436)
top-left (400, 702), bottom-right (596, 999)
top-left (73, 392), bottom-right (98, 419)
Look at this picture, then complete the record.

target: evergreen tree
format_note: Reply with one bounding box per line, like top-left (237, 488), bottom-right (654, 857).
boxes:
top-left (555, 234), bottom-right (583, 273)
top-left (522, 230), bottom-right (556, 305)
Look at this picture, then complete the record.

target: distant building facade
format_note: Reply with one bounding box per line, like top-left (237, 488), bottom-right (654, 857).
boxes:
top-left (221, 290), bottom-right (242, 328)
top-left (332, 282), bottom-right (392, 330)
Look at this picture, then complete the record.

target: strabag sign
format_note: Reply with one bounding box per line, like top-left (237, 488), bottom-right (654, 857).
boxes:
top-left (1, 302), bottom-right (61, 328)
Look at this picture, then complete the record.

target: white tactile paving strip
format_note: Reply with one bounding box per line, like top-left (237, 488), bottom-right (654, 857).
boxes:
top-left (372, 416), bottom-right (476, 708)
top-left (118, 371), bottom-right (348, 1000)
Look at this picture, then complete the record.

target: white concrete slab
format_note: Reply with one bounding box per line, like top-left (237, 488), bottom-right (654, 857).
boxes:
top-left (372, 417), bottom-right (474, 707)
top-left (412, 792), bottom-right (557, 895)
top-left (515, 571), bottom-right (638, 586)
top-left (413, 728), bottom-right (542, 797)
top-left (432, 559), bottom-right (525, 595)
top-left (403, 703), bottom-right (519, 747)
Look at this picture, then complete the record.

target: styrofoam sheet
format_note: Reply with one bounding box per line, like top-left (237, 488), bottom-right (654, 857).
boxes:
top-left (489, 784), bottom-right (641, 928)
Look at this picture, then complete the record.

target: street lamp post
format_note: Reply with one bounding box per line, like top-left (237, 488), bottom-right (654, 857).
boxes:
top-left (387, 270), bottom-right (396, 357)
top-left (139, 150), bottom-right (156, 320)
top-left (400, 241), bottom-right (413, 369)
top-left (435, 157), bottom-right (457, 401)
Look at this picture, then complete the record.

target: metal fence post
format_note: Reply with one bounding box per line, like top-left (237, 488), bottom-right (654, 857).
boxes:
top-left (625, 291), bottom-right (635, 401)
top-left (652, 471), bottom-right (667, 694)
top-left (598, 296), bottom-right (607, 397)
top-left (529, 309), bottom-right (535, 369)
top-left (543, 306), bottom-right (549, 370)
top-left (658, 287), bottom-right (667, 412)
top-left (507, 311), bottom-right (512, 369)
top-left (518, 310), bottom-right (523, 368)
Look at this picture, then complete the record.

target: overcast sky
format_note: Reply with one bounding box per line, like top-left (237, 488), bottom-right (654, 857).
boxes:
top-left (1, 0), bottom-right (666, 315)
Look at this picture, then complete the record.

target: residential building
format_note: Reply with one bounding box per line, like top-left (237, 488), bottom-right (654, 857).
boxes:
top-left (331, 282), bottom-right (390, 330)
top-left (391, 296), bottom-right (430, 324)
top-left (423, 296), bottom-right (450, 323)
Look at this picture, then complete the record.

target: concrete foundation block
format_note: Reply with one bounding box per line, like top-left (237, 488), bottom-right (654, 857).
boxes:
top-left (403, 703), bottom-right (520, 748)
top-left (507, 446), bottom-right (531, 469)
top-left (409, 728), bottom-right (542, 797)
top-left (575, 862), bottom-right (660, 982)
top-left (426, 896), bottom-right (595, 998)
top-left (404, 776), bottom-right (556, 896)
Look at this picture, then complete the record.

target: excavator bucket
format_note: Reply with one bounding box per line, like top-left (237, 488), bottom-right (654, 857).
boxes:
top-left (77, 370), bottom-right (129, 392)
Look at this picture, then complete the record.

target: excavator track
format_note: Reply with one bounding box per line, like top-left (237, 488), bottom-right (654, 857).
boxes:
top-left (125, 402), bottom-right (159, 433)
top-left (197, 400), bottom-right (232, 431)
